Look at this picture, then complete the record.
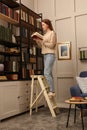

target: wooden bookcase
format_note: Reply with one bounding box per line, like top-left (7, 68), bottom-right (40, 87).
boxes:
top-left (0, 0), bottom-right (20, 81)
top-left (0, 0), bottom-right (45, 120)
top-left (0, 0), bottom-right (43, 81)
top-left (18, 3), bottom-right (43, 80)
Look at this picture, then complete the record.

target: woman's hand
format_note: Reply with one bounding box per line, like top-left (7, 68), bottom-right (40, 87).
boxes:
top-left (33, 37), bottom-right (42, 42)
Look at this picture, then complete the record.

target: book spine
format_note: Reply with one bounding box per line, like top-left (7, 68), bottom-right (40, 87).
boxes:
top-left (14, 11), bottom-right (19, 21)
top-left (0, 2), bottom-right (2, 13)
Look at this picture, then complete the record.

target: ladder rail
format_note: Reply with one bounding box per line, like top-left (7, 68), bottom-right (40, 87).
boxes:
top-left (30, 75), bottom-right (58, 117)
top-left (38, 76), bottom-right (56, 117)
top-left (30, 77), bottom-right (34, 116)
top-left (30, 89), bottom-right (44, 108)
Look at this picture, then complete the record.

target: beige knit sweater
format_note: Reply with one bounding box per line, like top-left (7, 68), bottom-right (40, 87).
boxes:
top-left (37, 31), bottom-right (57, 54)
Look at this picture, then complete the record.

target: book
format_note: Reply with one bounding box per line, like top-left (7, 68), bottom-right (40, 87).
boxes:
top-left (31, 32), bottom-right (43, 40)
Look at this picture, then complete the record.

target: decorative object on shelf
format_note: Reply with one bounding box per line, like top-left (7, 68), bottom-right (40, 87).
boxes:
top-left (79, 47), bottom-right (87, 60)
top-left (12, 34), bottom-right (16, 43)
top-left (57, 41), bottom-right (71, 60)
top-left (7, 74), bottom-right (18, 80)
top-left (0, 63), bottom-right (4, 71)
top-left (0, 76), bottom-right (7, 80)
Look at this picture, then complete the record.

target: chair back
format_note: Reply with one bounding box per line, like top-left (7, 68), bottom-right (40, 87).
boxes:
top-left (79, 71), bottom-right (87, 77)
top-left (70, 71), bottom-right (87, 108)
top-left (70, 86), bottom-right (81, 97)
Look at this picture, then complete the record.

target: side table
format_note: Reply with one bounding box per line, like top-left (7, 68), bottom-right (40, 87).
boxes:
top-left (65, 99), bottom-right (87, 130)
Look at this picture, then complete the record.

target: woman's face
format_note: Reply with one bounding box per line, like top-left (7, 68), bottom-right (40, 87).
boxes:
top-left (42, 22), bottom-right (49, 32)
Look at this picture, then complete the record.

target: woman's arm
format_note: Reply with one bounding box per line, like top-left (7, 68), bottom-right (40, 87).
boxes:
top-left (33, 38), bottom-right (42, 48)
top-left (43, 31), bottom-right (57, 49)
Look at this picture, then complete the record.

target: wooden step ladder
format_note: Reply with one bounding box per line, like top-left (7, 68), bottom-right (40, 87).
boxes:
top-left (30, 75), bottom-right (58, 117)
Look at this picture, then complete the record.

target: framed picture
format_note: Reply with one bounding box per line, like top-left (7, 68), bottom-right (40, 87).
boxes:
top-left (57, 41), bottom-right (71, 60)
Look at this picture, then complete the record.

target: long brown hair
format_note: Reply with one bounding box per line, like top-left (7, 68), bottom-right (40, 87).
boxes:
top-left (42, 19), bottom-right (53, 31)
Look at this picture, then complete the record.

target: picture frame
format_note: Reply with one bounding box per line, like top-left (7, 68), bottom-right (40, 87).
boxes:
top-left (57, 41), bottom-right (71, 60)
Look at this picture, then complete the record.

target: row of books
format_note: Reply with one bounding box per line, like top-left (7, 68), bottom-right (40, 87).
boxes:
top-left (21, 9), bottom-right (42, 28)
top-left (36, 20), bottom-right (42, 29)
top-left (0, 2), bottom-right (19, 21)
top-left (29, 46), bottom-right (36, 55)
top-left (80, 50), bottom-right (87, 60)
top-left (21, 27), bottom-right (28, 38)
top-left (22, 68), bottom-right (42, 79)
top-left (29, 15), bottom-right (34, 25)
top-left (22, 52), bottom-right (29, 62)
top-left (21, 10), bottom-right (28, 23)
top-left (0, 25), bottom-right (12, 42)
top-left (4, 60), bottom-right (19, 72)
top-left (21, 10), bottom-right (34, 25)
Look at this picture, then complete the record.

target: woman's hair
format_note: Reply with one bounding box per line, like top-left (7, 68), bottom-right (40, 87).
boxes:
top-left (42, 19), bottom-right (54, 31)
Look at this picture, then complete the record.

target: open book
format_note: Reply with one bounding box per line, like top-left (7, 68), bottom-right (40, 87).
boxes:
top-left (31, 32), bottom-right (43, 40)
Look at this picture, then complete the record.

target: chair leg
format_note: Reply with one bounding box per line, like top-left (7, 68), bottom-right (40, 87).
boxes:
top-left (80, 107), bottom-right (84, 130)
top-left (66, 104), bottom-right (71, 128)
top-left (74, 104), bottom-right (76, 123)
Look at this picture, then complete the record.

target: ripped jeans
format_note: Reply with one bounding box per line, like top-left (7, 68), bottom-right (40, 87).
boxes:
top-left (44, 53), bottom-right (55, 92)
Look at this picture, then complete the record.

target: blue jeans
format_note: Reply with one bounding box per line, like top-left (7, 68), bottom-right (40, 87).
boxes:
top-left (44, 54), bottom-right (55, 92)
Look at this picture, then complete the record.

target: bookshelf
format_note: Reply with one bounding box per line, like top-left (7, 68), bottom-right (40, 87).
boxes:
top-left (0, 0), bottom-right (45, 121)
top-left (0, 0), bottom-right (20, 81)
top-left (0, 13), bottom-right (19, 24)
top-left (18, 3), bottom-right (43, 79)
top-left (0, 0), bottom-right (43, 80)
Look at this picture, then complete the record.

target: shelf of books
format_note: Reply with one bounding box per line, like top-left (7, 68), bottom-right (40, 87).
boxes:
top-left (0, 13), bottom-right (19, 25)
top-left (0, 0), bottom-right (43, 81)
top-left (0, 0), bottom-right (20, 81)
top-left (19, 4), bottom-right (43, 79)
top-left (79, 47), bottom-right (87, 61)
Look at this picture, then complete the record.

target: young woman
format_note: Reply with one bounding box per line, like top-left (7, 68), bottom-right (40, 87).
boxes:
top-left (33, 19), bottom-right (57, 97)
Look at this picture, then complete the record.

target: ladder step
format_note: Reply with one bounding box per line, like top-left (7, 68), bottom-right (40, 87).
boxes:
top-left (53, 105), bottom-right (58, 109)
top-left (49, 96), bottom-right (57, 108)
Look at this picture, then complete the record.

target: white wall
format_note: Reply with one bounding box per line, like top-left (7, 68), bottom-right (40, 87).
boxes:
top-left (21, 0), bottom-right (34, 10)
top-left (34, 0), bottom-right (87, 107)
